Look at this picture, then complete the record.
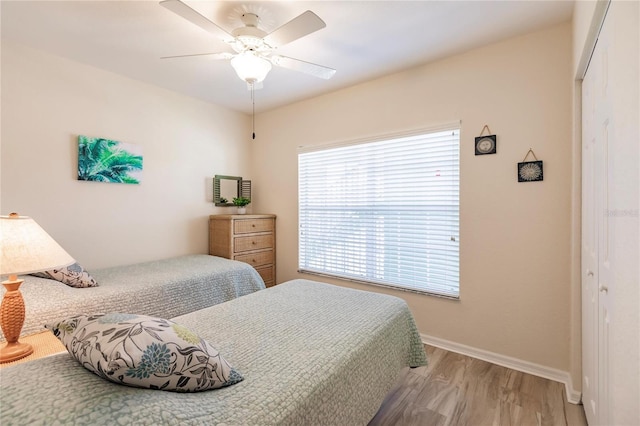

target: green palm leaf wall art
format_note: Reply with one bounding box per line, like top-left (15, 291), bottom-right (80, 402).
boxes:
top-left (78, 135), bottom-right (143, 184)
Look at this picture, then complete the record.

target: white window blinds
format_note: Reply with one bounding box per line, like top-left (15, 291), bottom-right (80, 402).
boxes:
top-left (298, 126), bottom-right (460, 298)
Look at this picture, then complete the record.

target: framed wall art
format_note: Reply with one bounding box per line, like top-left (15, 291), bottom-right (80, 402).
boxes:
top-left (518, 149), bottom-right (543, 182)
top-left (78, 135), bottom-right (143, 184)
top-left (474, 124), bottom-right (497, 155)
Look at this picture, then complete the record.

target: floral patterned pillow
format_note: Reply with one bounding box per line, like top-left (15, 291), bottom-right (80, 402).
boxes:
top-left (46, 313), bottom-right (243, 392)
top-left (31, 262), bottom-right (98, 288)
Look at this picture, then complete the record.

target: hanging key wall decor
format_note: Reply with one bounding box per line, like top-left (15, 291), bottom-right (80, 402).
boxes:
top-left (518, 148), bottom-right (543, 182)
top-left (474, 124), bottom-right (497, 155)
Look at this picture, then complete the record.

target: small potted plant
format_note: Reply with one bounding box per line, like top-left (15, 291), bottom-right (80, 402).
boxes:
top-left (232, 197), bottom-right (251, 214)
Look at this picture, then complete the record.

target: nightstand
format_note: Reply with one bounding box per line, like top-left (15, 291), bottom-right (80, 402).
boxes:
top-left (0, 331), bottom-right (66, 369)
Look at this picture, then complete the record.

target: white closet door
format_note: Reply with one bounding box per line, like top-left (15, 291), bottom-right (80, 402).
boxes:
top-left (582, 7), bottom-right (614, 426)
top-left (581, 57), bottom-right (598, 424)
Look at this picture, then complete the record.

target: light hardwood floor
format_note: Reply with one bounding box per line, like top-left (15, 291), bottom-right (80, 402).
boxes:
top-left (369, 345), bottom-right (588, 426)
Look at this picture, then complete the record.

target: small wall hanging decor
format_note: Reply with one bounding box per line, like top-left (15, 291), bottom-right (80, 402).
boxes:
top-left (518, 148), bottom-right (543, 182)
top-left (474, 125), bottom-right (497, 155)
top-left (78, 135), bottom-right (143, 184)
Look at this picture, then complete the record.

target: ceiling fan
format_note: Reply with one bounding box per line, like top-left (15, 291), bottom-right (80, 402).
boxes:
top-left (159, 0), bottom-right (336, 87)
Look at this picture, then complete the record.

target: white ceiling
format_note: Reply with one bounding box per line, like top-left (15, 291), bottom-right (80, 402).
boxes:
top-left (1, 1), bottom-right (574, 114)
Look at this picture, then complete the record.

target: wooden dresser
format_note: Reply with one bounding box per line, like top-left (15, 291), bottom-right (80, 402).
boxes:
top-left (209, 214), bottom-right (276, 287)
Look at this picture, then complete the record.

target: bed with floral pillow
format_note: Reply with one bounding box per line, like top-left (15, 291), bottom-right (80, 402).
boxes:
top-left (0, 279), bottom-right (427, 425)
top-left (0, 254), bottom-right (265, 341)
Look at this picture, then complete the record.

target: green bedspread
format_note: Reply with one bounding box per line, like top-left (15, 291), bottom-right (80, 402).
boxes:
top-left (2, 255), bottom-right (265, 341)
top-left (0, 279), bottom-right (427, 425)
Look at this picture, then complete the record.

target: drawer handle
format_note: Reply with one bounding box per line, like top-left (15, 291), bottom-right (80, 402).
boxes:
top-left (252, 241), bottom-right (256, 245)
top-left (252, 224), bottom-right (256, 227)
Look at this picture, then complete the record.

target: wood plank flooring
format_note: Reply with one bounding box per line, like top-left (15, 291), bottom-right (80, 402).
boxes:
top-left (369, 345), bottom-right (587, 426)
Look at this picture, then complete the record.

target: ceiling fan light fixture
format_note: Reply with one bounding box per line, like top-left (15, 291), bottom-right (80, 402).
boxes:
top-left (231, 51), bottom-right (272, 84)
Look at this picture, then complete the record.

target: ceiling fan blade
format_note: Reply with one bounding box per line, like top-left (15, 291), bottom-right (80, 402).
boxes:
top-left (160, 0), bottom-right (233, 40)
top-left (161, 52), bottom-right (234, 60)
top-left (271, 55), bottom-right (336, 80)
top-left (263, 10), bottom-right (326, 47)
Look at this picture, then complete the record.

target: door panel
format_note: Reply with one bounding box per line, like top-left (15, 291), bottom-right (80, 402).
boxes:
top-left (582, 8), bottom-right (613, 425)
top-left (581, 51), bottom-right (598, 424)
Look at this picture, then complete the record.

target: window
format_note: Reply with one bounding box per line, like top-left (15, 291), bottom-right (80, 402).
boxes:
top-left (298, 124), bottom-right (460, 299)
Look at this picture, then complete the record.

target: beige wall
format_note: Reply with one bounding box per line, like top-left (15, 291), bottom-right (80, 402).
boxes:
top-left (0, 40), bottom-right (251, 269)
top-left (252, 23), bottom-right (573, 373)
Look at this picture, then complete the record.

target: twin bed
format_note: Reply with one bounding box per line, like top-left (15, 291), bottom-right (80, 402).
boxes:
top-left (0, 254), bottom-right (265, 341)
top-left (0, 257), bottom-right (427, 425)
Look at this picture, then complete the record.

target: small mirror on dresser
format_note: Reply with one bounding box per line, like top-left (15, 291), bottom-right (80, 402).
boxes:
top-left (213, 175), bottom-right (251, 207)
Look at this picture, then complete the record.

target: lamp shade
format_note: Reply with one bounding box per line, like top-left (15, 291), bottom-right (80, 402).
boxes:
top-left (230, 51), bottom-right (272, 84)
top-left (0, 214), bottom-right (74, 276)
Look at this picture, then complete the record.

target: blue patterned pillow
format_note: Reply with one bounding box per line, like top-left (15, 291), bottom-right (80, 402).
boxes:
top-left (31, 262), bottom-right (98, 288)
top-left (46, 313), bottom-right (243, 392)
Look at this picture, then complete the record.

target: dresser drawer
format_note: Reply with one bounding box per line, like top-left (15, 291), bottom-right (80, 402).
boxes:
top-left (234, 234), bottom-right (274, 253)
top-left (234, 250), bottom-right (274, 268)
top-left (234, 218), bottom-right (274, 234)
top-left (254, 265), bottom-right (274, 286)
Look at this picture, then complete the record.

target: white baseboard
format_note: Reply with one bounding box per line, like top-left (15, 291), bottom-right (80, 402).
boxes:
top-left (421, 334), bottom-right (582, 405)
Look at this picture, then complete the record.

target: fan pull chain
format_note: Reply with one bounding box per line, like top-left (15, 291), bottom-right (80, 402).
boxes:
top-left (251, 84), bottom-right (256, 140)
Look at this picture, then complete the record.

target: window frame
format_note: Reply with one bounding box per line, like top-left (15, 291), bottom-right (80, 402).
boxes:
top-left (298, 122), bottom-right (461, 299)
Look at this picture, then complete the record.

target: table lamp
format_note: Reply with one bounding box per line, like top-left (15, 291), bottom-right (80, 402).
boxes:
top-left (0, 213), bottom-right (74, 363)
